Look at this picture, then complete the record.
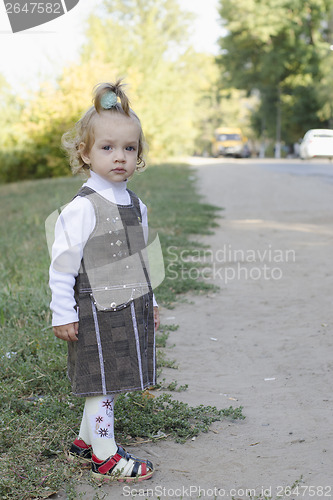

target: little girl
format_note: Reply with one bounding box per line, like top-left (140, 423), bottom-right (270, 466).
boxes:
top-left (49, 80), bottom-right (160, 482)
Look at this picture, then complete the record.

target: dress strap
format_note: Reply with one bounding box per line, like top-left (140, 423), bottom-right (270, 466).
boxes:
top-left (126, 189), bottom-right (142, 223)
top-left (74, 186), bottom-right (96, 199)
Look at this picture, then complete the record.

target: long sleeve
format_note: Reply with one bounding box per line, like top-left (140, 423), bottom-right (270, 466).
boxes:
top-left (49, 196), bottom-right (95, 326)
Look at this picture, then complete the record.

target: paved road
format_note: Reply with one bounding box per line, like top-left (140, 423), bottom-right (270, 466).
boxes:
top-left (190, 156), bottom-right (333, 184)
top-left (254, 158), bottom-right (333, 184)
top-left (187, 158), bottom-right (333, 490)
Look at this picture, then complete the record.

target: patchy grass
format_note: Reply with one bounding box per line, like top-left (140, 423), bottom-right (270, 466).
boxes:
top-left (0, 163), bottom-right (241, 500)
top-left (114, 391), bottom-right (244, 444)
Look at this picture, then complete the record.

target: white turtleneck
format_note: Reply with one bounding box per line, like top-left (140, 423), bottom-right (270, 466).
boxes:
top-left (49, 171), bottom-right (157, 326)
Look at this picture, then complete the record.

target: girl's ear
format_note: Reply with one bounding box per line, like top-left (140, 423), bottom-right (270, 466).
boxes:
top-left (79, 142), bottom-right (90, 165)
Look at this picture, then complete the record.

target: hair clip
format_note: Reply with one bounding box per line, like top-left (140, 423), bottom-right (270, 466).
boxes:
top-left (100, 91), bottom-right (118, 109)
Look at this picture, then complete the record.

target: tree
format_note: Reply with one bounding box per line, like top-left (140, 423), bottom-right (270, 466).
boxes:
top-left (217, 0), bottom-right (333, 153)
top-left (0, 75), bottom-right (25, 182)
top-left (79, 0), bottom-right (200, 158)
top-left (193, 56), bottom-right (258, 155)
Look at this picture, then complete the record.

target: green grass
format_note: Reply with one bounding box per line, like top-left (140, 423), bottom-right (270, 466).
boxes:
top-left (0, 163), bottom-right (243, 499)
top-left (114, 392), bottom-right (244, 444)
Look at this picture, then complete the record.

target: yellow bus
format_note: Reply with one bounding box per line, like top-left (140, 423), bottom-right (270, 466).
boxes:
top-left (212, 127), bottom-right (250, 158)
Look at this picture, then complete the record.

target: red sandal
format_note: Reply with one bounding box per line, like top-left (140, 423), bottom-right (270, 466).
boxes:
top-left (91, 445), bottom-right (154, 482)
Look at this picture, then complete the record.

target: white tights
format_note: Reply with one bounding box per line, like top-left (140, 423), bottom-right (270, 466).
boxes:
top-left (78, 395), bottom-right (118, 460)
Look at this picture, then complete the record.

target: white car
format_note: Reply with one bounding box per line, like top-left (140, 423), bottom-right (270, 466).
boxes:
top-left (300, 129), bottom-right (333, 160)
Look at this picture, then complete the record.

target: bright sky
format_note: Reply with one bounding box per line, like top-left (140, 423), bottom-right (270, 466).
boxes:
top-left (0, 0), bottom-right (222, 92)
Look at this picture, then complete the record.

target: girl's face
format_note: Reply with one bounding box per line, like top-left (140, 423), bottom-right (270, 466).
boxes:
top-left (80, 112), bottom-right (141, 183)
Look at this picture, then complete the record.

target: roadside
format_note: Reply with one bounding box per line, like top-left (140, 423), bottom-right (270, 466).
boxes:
top-left (153, 158), bottom-right (333, 496)
top-left (54, 158), bottom-right (333, 499)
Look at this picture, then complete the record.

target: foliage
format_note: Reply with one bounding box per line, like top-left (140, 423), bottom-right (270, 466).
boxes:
top-left (0, 164), bottom-right (232, 499)
top-left (0, 79), bottom-right (84, 183)
top-left (0, 0), bottom-right (223, 183)
top-left (217, 0), bottom-right (333, 144)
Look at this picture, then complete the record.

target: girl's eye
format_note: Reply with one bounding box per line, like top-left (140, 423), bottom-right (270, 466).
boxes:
top-left (126, 146), bottom-right (136, 152)
top-left (103, 146), bottom-right (112, 151)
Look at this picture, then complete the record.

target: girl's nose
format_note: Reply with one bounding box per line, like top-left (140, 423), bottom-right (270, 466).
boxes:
top-left (114, 148), bottom-right (125, 162)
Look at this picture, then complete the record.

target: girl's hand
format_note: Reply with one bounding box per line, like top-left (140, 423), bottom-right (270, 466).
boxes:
top-left (153, 307), bottom-right (160, 330)
top-left (53, 322), bottom-right (79, 342)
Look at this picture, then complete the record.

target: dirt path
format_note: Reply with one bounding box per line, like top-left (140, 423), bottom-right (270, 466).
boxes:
top-left (54, 158), bottom-right (333, 499)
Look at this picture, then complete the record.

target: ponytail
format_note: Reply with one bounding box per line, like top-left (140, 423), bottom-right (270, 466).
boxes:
top-left (93, 80), bottom-right (130, 115)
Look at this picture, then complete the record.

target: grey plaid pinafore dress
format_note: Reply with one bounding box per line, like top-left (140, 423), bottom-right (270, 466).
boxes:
top-left (67, 186), bottom-right (156, 396)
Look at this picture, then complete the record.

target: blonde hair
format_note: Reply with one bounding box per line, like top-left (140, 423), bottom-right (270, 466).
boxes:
top-left (62, 80), bottom-right (147, 175)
